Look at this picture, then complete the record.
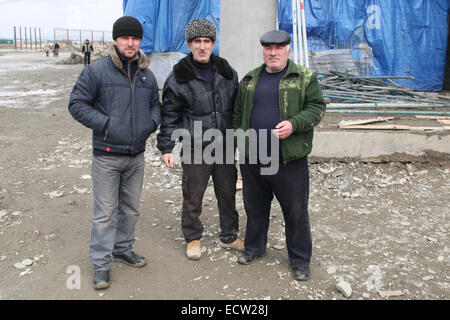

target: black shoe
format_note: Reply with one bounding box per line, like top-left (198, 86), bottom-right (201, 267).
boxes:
top-left (113, 251), bottom-right (147, 267)
top-left (237, 252), bottom-right (264, 265)
top-left (93, 270), bottom-right (110, 290)
top-left (293, 266), bottom-right (310, 281)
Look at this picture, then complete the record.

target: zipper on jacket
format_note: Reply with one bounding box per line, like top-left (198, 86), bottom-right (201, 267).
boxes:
top-left (198, 74), bottom-right (219, 128)
top-left (119, 62), bottom-right (140, 152)
top-left (129, 69), bottom-right (140, 151)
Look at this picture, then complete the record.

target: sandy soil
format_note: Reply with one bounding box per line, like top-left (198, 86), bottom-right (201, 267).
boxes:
top-left (0, 50), bottom-right (448, 301)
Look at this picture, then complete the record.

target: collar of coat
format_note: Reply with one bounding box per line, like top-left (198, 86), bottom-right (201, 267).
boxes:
top-left (173, 52), bottom-right (234, 83)
top-left (244, 59), bottom-right (305, 81)
top-left (109, 45), bottom-right (149, 70)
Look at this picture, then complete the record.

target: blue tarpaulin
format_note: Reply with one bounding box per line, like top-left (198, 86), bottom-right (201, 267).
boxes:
top-left (277, 0), bottom-right (450, 91)
top-left (122, 0), bottom-right (220, 55)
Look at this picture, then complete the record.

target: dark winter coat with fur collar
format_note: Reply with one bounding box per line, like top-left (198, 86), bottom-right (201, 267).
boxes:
top-left (68, 45), bottom-right (161, 155)
top-left (156, 53), bottom-right (238, 154)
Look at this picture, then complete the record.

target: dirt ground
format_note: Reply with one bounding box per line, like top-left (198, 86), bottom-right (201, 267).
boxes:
top-left (0, 50), bottom-right (448, 301)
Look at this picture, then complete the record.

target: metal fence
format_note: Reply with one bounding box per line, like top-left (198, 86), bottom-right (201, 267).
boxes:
top-left (12, 27), bottom-right (112, 51)
top-left (53, 28), bottom-right (113, 51)
top-left (13, 26), bottom-right (43, 51)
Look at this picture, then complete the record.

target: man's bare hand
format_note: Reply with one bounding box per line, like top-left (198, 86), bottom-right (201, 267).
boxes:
top-left (162, 153), bottom-right (174, 168)
top-left (273, 120), bottom-right (293, 139)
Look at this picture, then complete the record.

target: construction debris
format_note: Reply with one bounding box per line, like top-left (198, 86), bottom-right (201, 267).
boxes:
top-left (338, 116), bottom-right (450, 131)
top-left (60, 52), bottom-right (83, 65)
top-left (338, 117), bottom-right (394, 128)
top-left (378, 290), bottom-right (404, 298)
top-left (59, 45), bottom-right (110, 65)
top-left (319, 71), bottom-right (450, 116)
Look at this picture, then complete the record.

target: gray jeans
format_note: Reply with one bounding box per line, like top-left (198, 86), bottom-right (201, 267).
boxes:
top-left (89, 153), bottom-right (145, 271)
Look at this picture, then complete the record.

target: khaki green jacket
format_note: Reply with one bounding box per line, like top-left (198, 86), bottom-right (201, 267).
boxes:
top-left (232, 60), bottom-right (326, 164)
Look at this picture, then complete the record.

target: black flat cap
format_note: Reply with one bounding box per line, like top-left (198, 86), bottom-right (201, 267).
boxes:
top-left (260, 30), bottom-right (291, 46)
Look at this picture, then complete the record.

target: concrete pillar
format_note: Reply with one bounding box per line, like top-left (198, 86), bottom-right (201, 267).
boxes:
top-left (220, 0), bottom-right (277, 79)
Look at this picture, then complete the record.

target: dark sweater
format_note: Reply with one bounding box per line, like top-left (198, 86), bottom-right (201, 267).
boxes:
top-left (249, 65), bottom-right (288, 161)
top-left (192, 58), bottom-right (214, 88)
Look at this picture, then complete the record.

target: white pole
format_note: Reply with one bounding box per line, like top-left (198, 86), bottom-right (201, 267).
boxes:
top-left (296, 0), bottom-right (303, 66)
top-left (300, 0), bottom-right (309, 68)
top-left (292, 0), bottom-right (298, 64)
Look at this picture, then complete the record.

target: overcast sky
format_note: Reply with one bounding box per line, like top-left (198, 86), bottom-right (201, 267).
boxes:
top-left (0, 0), bottom-right (123, 40)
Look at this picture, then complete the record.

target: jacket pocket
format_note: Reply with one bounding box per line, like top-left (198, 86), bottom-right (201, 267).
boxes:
top-left (103, 115), bottom-right (131, 146)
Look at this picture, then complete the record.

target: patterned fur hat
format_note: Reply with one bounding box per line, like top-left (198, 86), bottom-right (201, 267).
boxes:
top-left (185, 19), bottom-right (216, 42)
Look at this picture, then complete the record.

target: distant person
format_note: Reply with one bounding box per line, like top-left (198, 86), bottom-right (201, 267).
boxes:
top-left (156, 19), bottom-right (243, 260)
top-left (233, 30), bottom-right (326, 281)
top-left (45, 47), bottom-right (49, 57)
top-left (82, 39), bottom-right (94, 66)
top-left (68, 16), bottom-right (161, 290)
top-left (53, 42), bottom-right (60, 57)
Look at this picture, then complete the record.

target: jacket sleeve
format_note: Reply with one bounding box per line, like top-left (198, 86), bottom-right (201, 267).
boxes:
top-left (149, 74), bottom-right (161, 133)
top-left (68, 66), bottom-right (109, 134)
top-left (232, 79), bottom-right (244, 130)
top-left (156, 78), bottom-right (183, 154)
top-left (288, 74), bottom-right (326, 133)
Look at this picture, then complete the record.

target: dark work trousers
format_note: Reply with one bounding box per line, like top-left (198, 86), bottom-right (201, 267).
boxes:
top-left (240, 156), bottom-right (312, 269)
top-left (84, 53), bottom-right (91, 66)
top-left (181, 161), bottom-right (239, 244)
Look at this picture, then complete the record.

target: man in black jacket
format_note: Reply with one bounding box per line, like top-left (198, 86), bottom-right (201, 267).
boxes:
top-left (68, 16), bottom-right (161, 290)
top-left (157, 19), bottom-right (243, 260)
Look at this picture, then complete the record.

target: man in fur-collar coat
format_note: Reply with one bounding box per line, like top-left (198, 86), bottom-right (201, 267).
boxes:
top-left (157, 19), bottom-right (244, 261)
top-left (69, 16), bottom-right (161, 290)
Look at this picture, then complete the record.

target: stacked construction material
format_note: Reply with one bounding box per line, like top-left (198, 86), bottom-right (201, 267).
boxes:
top-left (318, 71), bottom-right (450, 116)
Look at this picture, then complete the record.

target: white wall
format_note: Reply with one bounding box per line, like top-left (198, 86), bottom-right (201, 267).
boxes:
top-left (220, 0), bottom-right (278, 79)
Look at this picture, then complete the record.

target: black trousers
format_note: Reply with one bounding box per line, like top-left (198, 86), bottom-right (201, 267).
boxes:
top-left (240, 156), bottom-right (312, 269)
top-left (181, 162), bottom-right (239, 243)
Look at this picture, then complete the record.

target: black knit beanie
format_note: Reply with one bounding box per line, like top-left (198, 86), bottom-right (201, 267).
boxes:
top-left (113, 16), bottom-right (143, 40)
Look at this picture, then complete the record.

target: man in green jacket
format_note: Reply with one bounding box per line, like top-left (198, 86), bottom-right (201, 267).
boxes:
top-left (232, 30), bottom-right (326, 281)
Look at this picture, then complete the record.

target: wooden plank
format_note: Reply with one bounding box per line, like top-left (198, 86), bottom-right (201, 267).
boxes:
top-left (338, 117), bottom-right (394, 128)
top-left (341, 124), bottom-right (412, 130)
top-left (437, 119), bottom-right (450, 125)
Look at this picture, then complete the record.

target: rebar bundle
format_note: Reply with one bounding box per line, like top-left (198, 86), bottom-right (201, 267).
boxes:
top-left (318, 71), bottom-right (450, 115)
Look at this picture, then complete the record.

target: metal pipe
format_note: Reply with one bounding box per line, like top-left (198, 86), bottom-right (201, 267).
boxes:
top-left (292, 0), bottom-right (298, 65)
top-left (14, 26), bottom-right (17, 51)
top-left (326, 110), bottom-right (448, 115)
top-left (300, 0), bottom-right (309, 68)
top-left (296, 0), bottom-right (303, 66)
top-left (326, 104), bottom-right (450, 109)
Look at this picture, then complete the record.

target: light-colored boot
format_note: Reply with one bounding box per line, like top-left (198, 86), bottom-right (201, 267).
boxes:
top-left (186, 240), bottom-right (201, 260)
top-left (220, 236), bottom-right (245, 252)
